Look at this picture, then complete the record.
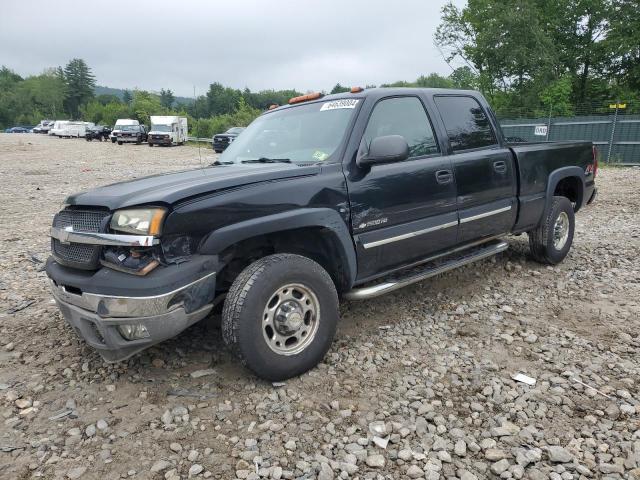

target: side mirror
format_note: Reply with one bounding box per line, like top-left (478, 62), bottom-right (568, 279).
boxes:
top-left (357, 135), bottom-right (410, 167)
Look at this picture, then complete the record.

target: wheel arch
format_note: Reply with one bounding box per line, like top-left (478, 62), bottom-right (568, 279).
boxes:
top-left (198, 208), bottom-right (357, 292)
top-left (546, 167), bottom-right (586, 213)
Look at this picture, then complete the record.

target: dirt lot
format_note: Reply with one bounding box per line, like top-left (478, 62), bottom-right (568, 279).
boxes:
top-left (1, 133), bottom-right (639, 480)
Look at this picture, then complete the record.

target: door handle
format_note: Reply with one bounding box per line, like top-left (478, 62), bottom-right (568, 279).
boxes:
top-left (435, 170), bottom-right (453, 185)
top-left (493, 161), bottom-right (507, 174)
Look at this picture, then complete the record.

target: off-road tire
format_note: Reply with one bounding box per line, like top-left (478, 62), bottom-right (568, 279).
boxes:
top-left (222, 254), bottom-right (339, 381)
top-left (528, 195), bottom-right (575, 265)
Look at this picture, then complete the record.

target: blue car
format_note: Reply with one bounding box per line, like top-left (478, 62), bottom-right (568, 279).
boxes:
top-left (5, 126), bottom-right (32, 133)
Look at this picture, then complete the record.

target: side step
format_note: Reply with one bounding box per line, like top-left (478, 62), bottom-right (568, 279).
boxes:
top-left (344, 240), bottom-right (508, 300)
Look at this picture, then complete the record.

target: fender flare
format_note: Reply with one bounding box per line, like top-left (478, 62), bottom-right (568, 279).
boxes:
top-left (545, 166), bottom-right (586, 213)
top-left (198, 208), bottom-right (357, 288)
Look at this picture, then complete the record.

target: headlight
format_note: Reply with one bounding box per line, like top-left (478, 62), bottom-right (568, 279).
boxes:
top-left (110, 208), bottom-right (167, 235)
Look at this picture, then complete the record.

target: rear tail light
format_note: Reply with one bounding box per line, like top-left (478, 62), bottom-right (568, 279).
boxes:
top-left (592, 145), bottom-right (599, 178)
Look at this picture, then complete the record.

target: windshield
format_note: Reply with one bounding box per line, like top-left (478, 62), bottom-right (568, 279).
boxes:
top-left (151, 124), bottom-right (172, 132)
top-left (121, 125), bottom-right (139, 131)
top-left (218, 99), bottom-right (359, 165)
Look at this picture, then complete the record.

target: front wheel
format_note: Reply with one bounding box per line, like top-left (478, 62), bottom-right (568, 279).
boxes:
top-left (528, 195), bottom-right (575, 265)
top-left (117, 141), bottom-right (123, 145)
top-left (222, 254), bottom-right (339, 381)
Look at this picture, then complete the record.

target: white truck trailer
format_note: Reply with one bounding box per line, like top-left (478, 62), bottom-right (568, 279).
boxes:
top-left (148, 116), bottom-right (188, 146)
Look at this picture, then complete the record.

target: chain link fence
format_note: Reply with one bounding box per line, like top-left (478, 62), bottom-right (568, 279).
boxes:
top-left (496, 100), bottom-right (640, 165)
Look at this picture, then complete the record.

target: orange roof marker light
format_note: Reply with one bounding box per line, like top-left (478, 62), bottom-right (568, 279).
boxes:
top-left (268, 104), bottom-right (279, 110)
top-left (288, 92), bottom-right (323, 104)
top-left (350, 86), bottom-right (364, 93)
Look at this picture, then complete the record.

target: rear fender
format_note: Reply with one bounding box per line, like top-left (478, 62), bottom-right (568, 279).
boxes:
top-left (545, 167), bottom-right (586, 213)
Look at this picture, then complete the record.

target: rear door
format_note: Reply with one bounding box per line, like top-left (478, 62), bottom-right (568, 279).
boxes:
top-left (433, 95), bottom-right (516, 242)
top-left (346, 95), bottom-right (458, 280)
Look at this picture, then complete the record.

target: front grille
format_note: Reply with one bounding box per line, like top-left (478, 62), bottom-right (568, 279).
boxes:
top-left (52, 209), bottom-right (109, 270)
top-left (54, 209), bottom-right (105, 232)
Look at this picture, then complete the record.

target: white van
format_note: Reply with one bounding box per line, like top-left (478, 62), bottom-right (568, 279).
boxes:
top-left (110, 119), bottom-right (140, 143)
top-left (148, 116), bottom-right (188, 146)
top-left (50, 121), bottom-right (93, 138)
top-left (49, 120), bottom-right (69, 137)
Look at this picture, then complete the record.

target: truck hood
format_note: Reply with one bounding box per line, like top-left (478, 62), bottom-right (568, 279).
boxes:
top-left (66, 163), bottom-right (321, 210)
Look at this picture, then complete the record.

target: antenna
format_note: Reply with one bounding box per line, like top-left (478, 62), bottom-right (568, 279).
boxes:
top-left (194, 85), bottom-right (204, 170)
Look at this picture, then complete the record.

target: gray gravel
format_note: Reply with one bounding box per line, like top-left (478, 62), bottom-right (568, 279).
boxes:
top-left (1, 133), bottom-right (640, 479)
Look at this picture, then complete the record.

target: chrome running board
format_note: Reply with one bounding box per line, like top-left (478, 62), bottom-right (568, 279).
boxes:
top-left (344, 240), bottom-right (508, 300)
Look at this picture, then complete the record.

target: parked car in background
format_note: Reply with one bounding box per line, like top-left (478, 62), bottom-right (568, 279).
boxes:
top-left (117, 124), bottom-right (147, 145)
top-left (110, 119), bottom-right (140, 143)
top-left (86, 125), bottom-right (112, 141)
top-left (33, 120), bottom-right (54, 134)
top-left (148, 116), bottom-right (188, 147)
top-left (4, 126), bottom-right (32, 133)
top-left (213, 127), bottom-right (244, 153)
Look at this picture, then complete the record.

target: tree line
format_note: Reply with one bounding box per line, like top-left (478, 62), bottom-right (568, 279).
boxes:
top-left (0, 59), bottom-right (300, 137)
top-left (435, 0), bottom-right (640, 116)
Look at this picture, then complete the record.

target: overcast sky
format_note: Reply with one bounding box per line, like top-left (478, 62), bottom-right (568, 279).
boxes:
top-left (0, 0), bottom-right (465, 97)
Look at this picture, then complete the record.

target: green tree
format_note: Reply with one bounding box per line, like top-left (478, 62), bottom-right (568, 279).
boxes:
top-left (606, 0), bottom-right (640, 91)
top-left (540, 76), bottom-right (574, 116)
top-left (415, 73), bottom-right (454, 88)
top-left (122, 89), bottom-right (133, 104)
top-left (206, 82), bottom-right (242, 116)
top-left (130, 90), bottom-right (166, 125)
top-left (63, 58), bottom-right (96, 118)
top-left (330, 83), bottom-right (350, 94)
top-left (159, 88), bottom-right (175, 109)
top-left (449, 66), bottom-right (479, 90)
top-left (96, 94), bottom-right (121, 105)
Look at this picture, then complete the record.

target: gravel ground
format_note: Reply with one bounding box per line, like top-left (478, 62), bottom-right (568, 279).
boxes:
top-left (1, 133), bottom-right (639, 480)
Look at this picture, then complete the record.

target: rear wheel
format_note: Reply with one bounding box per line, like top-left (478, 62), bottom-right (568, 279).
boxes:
top-left (222, 254), bottom-right (339, 381)
top-left (528, 195), bottom-right (575, 265)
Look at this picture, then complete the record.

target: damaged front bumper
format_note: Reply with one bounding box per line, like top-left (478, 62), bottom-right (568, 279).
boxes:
top-left (46, 255), bottom-right (218, 362)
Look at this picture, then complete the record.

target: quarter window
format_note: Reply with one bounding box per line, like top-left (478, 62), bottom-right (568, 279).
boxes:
top-left (434, 96), bottom-right (496, 151)
top-left (363, 97), bottom-right (438, 158)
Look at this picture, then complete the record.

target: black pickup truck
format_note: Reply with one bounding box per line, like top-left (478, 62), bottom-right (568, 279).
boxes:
top-left (46, 88), bottom-right (597, 380)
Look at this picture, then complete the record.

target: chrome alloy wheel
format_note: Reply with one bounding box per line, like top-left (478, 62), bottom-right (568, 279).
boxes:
top-left (262, 284), bottom-right (320, 355)
top-left (553, 211), bottom-right (570, 250)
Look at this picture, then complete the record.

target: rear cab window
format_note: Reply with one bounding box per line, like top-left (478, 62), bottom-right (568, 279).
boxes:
top-left (433, 95), bottom-right (497, 152)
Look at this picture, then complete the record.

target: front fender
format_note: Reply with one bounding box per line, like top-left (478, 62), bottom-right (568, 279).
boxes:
top-left (198, 208), bottom-right (357, 287)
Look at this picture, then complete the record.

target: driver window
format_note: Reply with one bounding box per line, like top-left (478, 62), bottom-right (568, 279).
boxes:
top-left (363, 97), bottom-right (438, 158)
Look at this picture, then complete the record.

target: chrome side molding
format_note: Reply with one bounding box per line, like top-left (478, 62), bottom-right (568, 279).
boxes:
top-left (460, 205), bottom-right (512, 224)
top-left (344, 240), bottom-right (508, 300)
top-left (362, 221), bottom-right (458, 249)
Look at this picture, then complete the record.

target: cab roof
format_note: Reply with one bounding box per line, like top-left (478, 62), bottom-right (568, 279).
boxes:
top-left (268, 87), bottom-right (480, 113)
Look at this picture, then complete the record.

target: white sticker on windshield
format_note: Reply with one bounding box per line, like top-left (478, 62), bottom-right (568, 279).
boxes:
top-left (320, 99), bottom-right (359, 111)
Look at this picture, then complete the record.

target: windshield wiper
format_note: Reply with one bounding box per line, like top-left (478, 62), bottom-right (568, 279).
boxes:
top-left (211, 160), bottom-right (234, 166)
top-left (241, 157), bottom-right (291, 164)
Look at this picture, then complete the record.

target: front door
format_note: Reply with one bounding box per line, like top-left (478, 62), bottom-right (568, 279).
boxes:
top-left (346, 95), bottom-right (459, 280)
top-left (433, 95), bottom-right (517, 242)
